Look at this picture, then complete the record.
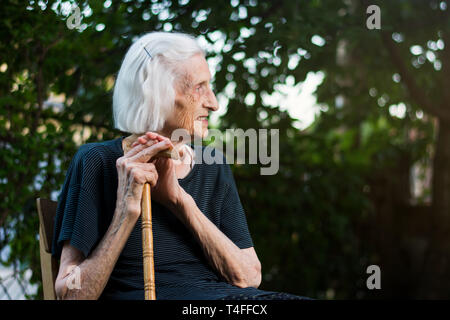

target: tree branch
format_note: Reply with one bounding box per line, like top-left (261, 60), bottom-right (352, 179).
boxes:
top-left (380, 31), bottom-right (450, 123)
top-left (31, 32), bottom-right (64, 134)
top-left (440, 29), bottom-right (450, 105)
top-left (39, 110), bottom-right (117, 132)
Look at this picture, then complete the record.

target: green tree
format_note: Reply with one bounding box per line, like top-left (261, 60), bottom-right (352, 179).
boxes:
top-left (0, 0), bottom-right (447, 299)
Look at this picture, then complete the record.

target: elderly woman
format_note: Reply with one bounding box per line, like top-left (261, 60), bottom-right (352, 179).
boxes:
top-left (52, 31), bottom-right (306, 300)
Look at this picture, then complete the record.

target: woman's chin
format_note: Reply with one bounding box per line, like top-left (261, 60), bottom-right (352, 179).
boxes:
top-left (202, 128), bottom-right (209, 138)
top-left (192, 128), bottom-right (208, 140)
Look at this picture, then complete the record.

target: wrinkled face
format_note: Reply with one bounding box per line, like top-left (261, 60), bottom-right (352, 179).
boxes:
top-left (160, 53), bottom-right (218, 141)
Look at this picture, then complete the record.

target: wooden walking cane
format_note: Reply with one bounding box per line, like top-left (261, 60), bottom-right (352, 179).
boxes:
top-left (141, 183), bottom-right (155, 300)
top-left (123, 134), bottom-right (182, 300)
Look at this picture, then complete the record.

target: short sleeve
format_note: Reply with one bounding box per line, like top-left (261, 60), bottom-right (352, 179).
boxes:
top-left (51, 146), bottom-right (106, 259)
top-left (219, 165), bottom-right (254, 249)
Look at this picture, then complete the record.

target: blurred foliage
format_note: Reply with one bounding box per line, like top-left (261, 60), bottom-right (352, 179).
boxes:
top-left (0, 0), bottom-right (448, 299)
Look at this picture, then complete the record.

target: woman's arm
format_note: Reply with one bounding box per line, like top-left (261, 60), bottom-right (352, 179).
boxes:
top-left (55, 134), bottom-right (172, 299)
top-left (55, 206), bottom-right (139, 299)
top-left (172, 190), bottom-right (262, 288)
top-left (134, 132), bottom-right (262, 288)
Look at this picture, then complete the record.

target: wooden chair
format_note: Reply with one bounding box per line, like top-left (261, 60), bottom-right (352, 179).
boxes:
top-left (36, 198), bottom-right (59, 300)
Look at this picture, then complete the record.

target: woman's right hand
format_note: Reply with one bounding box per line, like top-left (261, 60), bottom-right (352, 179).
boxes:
top-left (115, 132), bottom-right (174, 219)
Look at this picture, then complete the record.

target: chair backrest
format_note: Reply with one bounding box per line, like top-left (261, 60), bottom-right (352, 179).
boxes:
top-left (36, 198), bottom-right (59, 300)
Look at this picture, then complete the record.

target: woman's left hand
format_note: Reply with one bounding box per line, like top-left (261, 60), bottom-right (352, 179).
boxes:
top-left (151, 156), bottom-right (187, 212)
top-left (131, 132), bottom-right (187, 212)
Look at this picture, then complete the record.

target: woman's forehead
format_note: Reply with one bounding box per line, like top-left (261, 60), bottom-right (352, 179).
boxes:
top-left (183, 54), bottom-right (211, 84)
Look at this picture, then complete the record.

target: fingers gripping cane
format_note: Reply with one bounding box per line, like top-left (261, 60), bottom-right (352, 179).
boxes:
top-left (123, 134), bottom-right (182, 300)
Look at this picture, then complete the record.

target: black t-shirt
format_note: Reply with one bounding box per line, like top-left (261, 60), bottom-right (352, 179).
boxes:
top-left (52, 136), bottom-right (267, 299)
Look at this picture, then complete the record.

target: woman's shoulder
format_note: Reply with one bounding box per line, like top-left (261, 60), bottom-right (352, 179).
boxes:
top-left (74, 137), bottom-right (121, 159)
top-left (192, 145), bottom-right (235, 186)
top-left (69, 137), bottom-right (123, 174)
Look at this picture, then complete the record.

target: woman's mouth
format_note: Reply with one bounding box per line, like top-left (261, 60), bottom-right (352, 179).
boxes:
top-left (197, 116), bottom-right (208, 125)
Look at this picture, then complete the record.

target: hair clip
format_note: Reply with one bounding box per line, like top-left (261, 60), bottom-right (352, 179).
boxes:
top-left (143, 46), bottom-right (152, 59)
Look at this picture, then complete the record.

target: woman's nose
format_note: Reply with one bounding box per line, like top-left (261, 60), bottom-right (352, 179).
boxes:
top-left (205, 89), bottom-right (219, 111)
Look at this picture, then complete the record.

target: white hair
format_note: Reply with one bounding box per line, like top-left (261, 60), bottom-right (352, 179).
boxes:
top-left (113, 31), bottom-right (204, 134)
